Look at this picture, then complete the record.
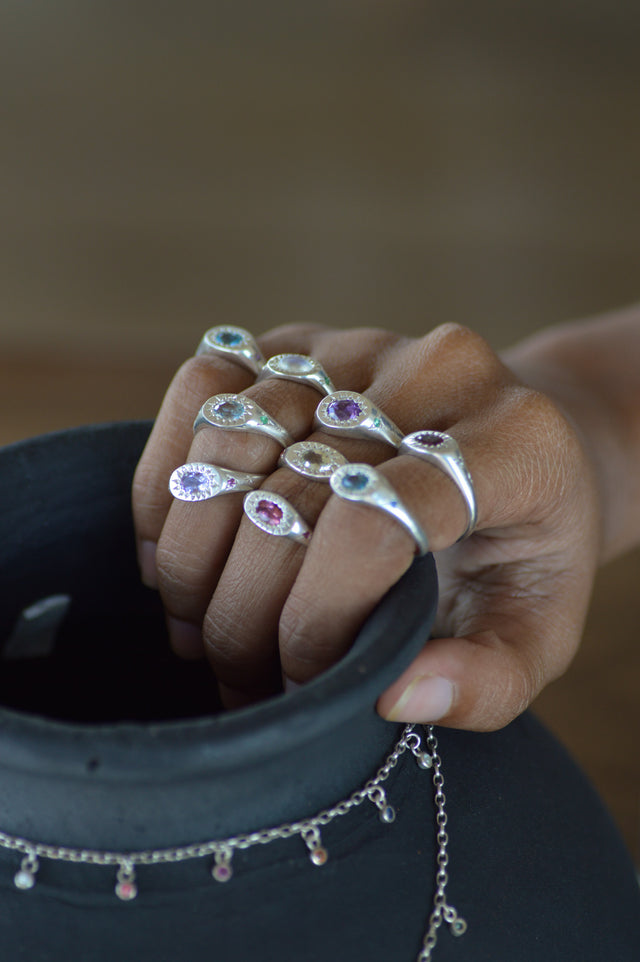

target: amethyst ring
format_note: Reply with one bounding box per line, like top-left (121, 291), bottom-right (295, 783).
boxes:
top-left (400, 431), bottom-right (477, 540)
top-left (279, 441), bottom-right (347, 482)
top-left (196, 325), bottom-right (265, 375)
top-left (169, 463), bottom-right (266, 502)
top-left (330, 464), bottom-right (429, 555)
top-left (256, 354), bottom-right (335, 396)
top-left (314, 392), bottom-right (404, 448)
top-left (194, 394), bottom-right (294, 448)
top-left (243, 491), bottom-right (312, 546)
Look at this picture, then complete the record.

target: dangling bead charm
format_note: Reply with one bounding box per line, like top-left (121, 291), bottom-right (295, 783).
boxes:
top-left (211, 845), bottom-right (234, 883)
top-left (14, 851), bottom-right (39, 891)
top-left (367, 786), bottom-right (396, 824)
top-left (302, 827), bottom-right (328, 867)
top-left (115, 861), bottom-right (138, 901)
top-left (417, 751), bottom-right (433, 770)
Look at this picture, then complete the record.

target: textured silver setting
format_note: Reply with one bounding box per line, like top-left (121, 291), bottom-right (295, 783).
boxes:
top-left (256, 354), bottom-right (335, 396)
top-left (243, 490), bottom-right (312, 545)
top-left (196, 325), bottom-right (265, 375)
top-left (314, 392), bottom-right (403, 448)
top-left (279, 441), bottom-right (347, 481)
top-left (169, 463), bottom-right (265, 502)
top-left (193, 394), bottom-right (293, 448)
top-left (330, 463), bottom-right (429, 555)
top-left (400, 431), bottom-right (477, 540)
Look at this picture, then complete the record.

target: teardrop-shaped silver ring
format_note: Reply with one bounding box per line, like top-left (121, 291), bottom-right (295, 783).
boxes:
top-left (256, 354), bottom-right (335, 396)
top-left (193, 394), bottom-right (294, 448)
top-left (400, 431), bottom-right (477, 540)
top-left (169, 463), bottom-right (266, 502)
top-left (196, 325), bottom-right (265, 375)
top-left (314, 392), bottom-right (404, 448)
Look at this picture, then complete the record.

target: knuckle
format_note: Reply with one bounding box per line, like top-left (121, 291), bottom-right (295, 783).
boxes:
top-left (422, 323), bottom-right (503, 378)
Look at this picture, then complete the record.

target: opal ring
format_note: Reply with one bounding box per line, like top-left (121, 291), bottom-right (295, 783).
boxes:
top-left (169, 463), bottom-right (266, 502)
top-left (279, 441), bottom-right (348, 482)
top-left (256, 354), bottom-right (335, 396)
top-left (196, 325), bottom-right (265, 375)
top-left (243, 490), bottom-right (312, 546)
top-left (194, 394), bottom-right (294, 448)
top-left (314, 392), bottom-right (404, 449)
top-left (400, 431), bottom-right (477, 540)
top-left (330, 463), bottom-right (429, 556)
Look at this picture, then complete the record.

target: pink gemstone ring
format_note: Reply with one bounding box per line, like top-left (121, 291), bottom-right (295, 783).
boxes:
top-left (169, 463), bottom-right (266, 502)
top-left (256, 354), bottom-right (335, 396)
top-left (243, 490), bottom-right (312, 546)
top-left (399, 431), bottom-right (477, 540)
top-left (314, 392), bottom-right (404, 448)
top-left (196, 325), bottom-right (265, 376)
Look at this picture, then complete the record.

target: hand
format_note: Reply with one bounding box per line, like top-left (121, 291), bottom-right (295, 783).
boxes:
top-left (132, 322), bottom-right (601, 729)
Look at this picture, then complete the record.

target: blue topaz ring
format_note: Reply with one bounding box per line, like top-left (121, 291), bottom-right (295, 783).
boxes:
top-left (243, 491), bottom-right (312, 546)
top-left (400, 431), bottom-right (477, 540)
top-left (279, 441), bottom-right (347, 481)
top-left (194, 394), bottom-right (294, 448)
top-left (314, 392), bottom-right (404, 448)
top-left (256, 354), bottom-right (335, 396)
top-left (196, 325), bottom-right (265, 375)
top-left (170, 463), bottom-right (266, 502)
top-left (330, 463), bottom-right (429, 555)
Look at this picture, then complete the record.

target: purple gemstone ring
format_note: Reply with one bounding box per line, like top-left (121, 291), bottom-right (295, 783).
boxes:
top-left (193, 394), bottom-right (294, 448)
top-left (256, 354), bottom-right (335, 396)
top-left (399, 431), bottom-right (477, 540)
top-left (278, 441), bottom-right (347, 482)
top-left (243, 490), bottom-right (312, 546)
top-left (169, 463), bottom-right (266, 502)
top-left (196, 325), bottom-right (265, 376)
top-left (314, 392), bottom-right (404, 448)
top-left (329, 463), bottom-right (429, 556)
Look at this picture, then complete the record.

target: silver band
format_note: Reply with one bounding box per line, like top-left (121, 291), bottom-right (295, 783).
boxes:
top-left (256, 354), bottom-right (335, 396)
top-left (169, 463), bottom-right (266, 502)
top-left (196, 326), bottom-right (265, 375)
top-left (400, 431), bottom-right (477, 540)
top-left (243, 490), bottom-right (312, 546)
top-left (314, 392), bottom-right (404, 448)
top-left (330, 463), bottom-right (429, 556)
top-left (279, 441), bottom-right (347, 482)
top-left (194, 394), bottom-right (293, 448)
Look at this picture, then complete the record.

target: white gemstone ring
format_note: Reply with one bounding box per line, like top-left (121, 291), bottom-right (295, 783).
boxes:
top-left (278, 441), bottom-right (347, 482)
top-left (314, 392), bottom-right (404, 449)
top-left (256, 354), bottom-right (335, 396)
top-left (400, 431), bottom-right (477, 541)
top-left (196, 325), bottom-right (265, 375)
top-left (330, 463), bottom-right (429, 556)
top-left (193, 394), bottom-right (294, 448)
top-left (169, 463), bottom-right (266, 502)
top-left (243, 490), bottom-right (312, 546)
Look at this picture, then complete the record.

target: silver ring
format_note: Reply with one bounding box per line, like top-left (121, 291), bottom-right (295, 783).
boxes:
top-left (400, 431), bottom-right (477, 540)
top-left (256, 354), bottom-right (335, 396)
top-left (169, 463), bottom-right (266, 502)
top-left (196, 325), bottom-right (265, 375)
top-left (330, 463), bottom-right (429, 556)
top-left (279, 441), bottom-right (347, 482)
top-left (314, 392), bottom-right (404, 448)
top-left (194, 394), bottom-right (294, 448)
top-left (243, 490), bottom-right (312, 546)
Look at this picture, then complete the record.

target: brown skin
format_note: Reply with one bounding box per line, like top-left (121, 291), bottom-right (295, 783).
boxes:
top-left (132, 307), bottom-right (640, 730)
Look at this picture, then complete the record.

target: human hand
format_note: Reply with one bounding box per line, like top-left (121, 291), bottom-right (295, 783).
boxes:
top-left (132, 322), bottom-right (601, 730)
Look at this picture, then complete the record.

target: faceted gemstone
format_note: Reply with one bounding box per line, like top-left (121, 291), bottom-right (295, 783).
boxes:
top-left (13, 870), bottom-right (35, 890)
top-left (309, 846), bottom-right (328, 866)
top-left (416, 432), bottom-right (444, 447)
top-left (214, 399), bottom-right (245, 421)
top-left (256, 500), bottom-right (283, 525)
top-left (326, 397), bottom-right (362, 422)
top-left (212, 863), bottom-right (233, 883)
top-left (224, 477), bottom-right (237, 489)
top-left (301, 449), bottom-right (325, 467)
top-left (341, 472), bottom-right (370, 492)
top-left (277, 354), bottom-right (314, 374)
top-left (380, 805), bottom-right (396, 824)
top-left (180, 470), bottom-right (209, 495)
top-left (214, 330), bottom-right (243, 347)
top-left (115, 881), bottom-right (138, 901)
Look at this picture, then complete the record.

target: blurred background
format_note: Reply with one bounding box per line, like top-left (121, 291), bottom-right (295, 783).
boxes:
top-left (0, 1), bottom-right (638, 858)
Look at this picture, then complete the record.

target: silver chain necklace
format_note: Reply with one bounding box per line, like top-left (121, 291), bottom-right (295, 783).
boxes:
top-left (0, 724), bottom-right (466, 960)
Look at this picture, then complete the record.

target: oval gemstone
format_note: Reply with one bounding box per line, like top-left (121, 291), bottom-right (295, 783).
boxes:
top-left (416, 432), bottom-right (445, 447)
top-left (214, 399), bottom-right (245, 421)
top-left (301, 449), bottom-right (325, 467)
top-left (256, 500), bottom-right (283, 525)
top-left (181, 470), bottom-right (209, 495)
top-left (341, 472), bottom-right (369, 492)
top-left (214, 330), bottom-right (244, 347)
top-left (326, 398), bottom-right (362, 422)
top-left (276, 354), bottom-right (314, 374)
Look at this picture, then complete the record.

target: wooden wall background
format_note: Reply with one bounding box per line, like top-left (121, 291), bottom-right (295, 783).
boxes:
top-left (0, 1), bottom-right (638, 859)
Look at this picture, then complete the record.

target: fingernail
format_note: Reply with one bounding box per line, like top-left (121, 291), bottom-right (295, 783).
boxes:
top-left (384, 675), bottom-right (454, 723)
top-left (139, 540), bottom-right (158, 589)
top-left (166, 616), bottom-right (204, 660)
